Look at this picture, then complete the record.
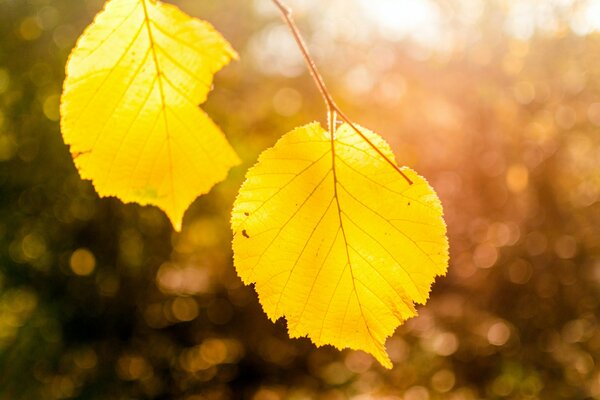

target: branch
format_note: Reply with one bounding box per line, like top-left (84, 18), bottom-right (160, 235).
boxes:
top-left (270, 0), bottom-right (335, 113)
top-left (270, 0), bottom-right (413, 185)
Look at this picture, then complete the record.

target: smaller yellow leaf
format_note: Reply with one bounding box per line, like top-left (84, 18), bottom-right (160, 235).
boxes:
top-left (61, 0), bottom-right (240, 230)
top-left (231, 122), bottom-right (449, 368)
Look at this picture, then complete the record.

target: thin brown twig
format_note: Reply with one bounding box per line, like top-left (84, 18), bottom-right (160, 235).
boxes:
top-left (270, 0), bottom-right (413, 185)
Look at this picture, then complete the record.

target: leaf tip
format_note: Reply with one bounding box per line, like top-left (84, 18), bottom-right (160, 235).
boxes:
top-left (378, 354), bottom-right (393, 370)
top-left (171, 219), bottom-right (183, 233)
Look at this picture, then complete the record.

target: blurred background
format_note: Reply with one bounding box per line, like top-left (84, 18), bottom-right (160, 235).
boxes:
top-left (1, 0), bottom-right (600, 398)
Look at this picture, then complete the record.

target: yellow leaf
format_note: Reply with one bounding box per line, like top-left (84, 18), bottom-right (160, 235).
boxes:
top-left (61, 0), bottom-right (240, 231)
top-left (231, 122), bottom-right (449, 368)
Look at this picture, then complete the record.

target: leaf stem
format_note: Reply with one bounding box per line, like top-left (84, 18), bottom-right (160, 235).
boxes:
top-left (270, 0), bottom-right (413, 185)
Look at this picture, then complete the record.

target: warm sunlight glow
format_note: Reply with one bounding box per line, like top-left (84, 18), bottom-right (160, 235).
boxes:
top-left (358, 0), bottom-right (442, 44)
top-left (3, 0), bottom-right (600, 396)
top-left (358, 0), bottom-right (600, 45)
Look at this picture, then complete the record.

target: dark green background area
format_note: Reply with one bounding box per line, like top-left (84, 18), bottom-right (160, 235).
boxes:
top-left (0, 0), bottom-right (599, 399)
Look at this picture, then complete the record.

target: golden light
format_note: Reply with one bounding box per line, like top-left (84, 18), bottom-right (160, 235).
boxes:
top-left (357, 0), bottom-right (442, 44)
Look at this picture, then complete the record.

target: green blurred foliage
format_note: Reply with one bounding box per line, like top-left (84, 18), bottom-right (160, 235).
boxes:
top-left (0, 0), bottom-right (599, 399)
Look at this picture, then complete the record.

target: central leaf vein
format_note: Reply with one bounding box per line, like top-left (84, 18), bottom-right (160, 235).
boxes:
top-left (140, 0), bottom-right (176, 214)
top-left (330, 134), bottom-right (379, 347)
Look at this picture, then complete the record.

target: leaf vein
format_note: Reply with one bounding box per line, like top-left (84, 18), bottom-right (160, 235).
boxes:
top-left (247, 169), bottom-right (333, 280)
top-left (273, 196), bottom-right (336, 315)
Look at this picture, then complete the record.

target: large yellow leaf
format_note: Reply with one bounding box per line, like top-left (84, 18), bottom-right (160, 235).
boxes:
top-left (231, 122), bottom-right (449, 368)
top-left (61, 0), bottom-right (240, 230)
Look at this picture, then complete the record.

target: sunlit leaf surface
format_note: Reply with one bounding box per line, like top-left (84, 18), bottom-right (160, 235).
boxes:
top-left (61, 0), bottom-right (240, 230)
top-left (232, 123), bottom-right (449, 367)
